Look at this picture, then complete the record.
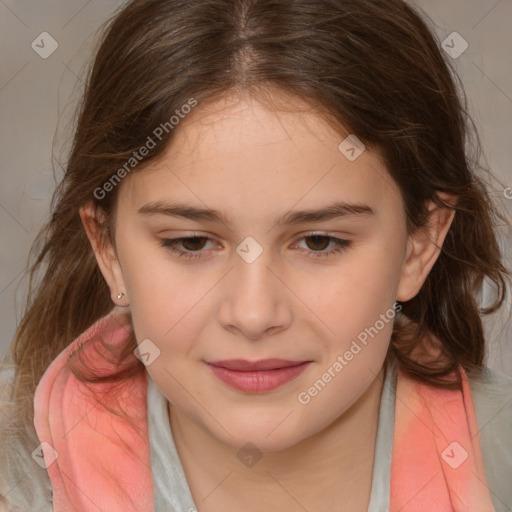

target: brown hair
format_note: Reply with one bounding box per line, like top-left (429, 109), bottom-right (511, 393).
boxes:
top-left (6, 0), bottom-right (511, 426)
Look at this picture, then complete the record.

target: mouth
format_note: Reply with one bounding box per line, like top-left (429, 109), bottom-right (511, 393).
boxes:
top-left (205, 359), bottom-right (311, 393)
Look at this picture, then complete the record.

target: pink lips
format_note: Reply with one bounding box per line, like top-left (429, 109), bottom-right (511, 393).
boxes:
top-left (206, 358), bottom-right (310, 392)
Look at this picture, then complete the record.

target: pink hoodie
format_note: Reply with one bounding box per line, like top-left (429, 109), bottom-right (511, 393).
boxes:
top-left (33, 307), bottom-right (496, 511)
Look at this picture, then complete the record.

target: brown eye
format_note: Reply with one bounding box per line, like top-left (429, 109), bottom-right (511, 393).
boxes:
top-left (294, 234), bottom-right (352, 259)
top-left (161, 233), bottom-right (352, 262)
top-left (180, 236), bottom-right (208, 251)
top-left (304, 235), bottom-right (331, 251)
top-left (160, 235), bottom-right (216, 260)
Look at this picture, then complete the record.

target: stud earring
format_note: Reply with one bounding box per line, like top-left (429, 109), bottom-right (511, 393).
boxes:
top-left (117, 292), bottom-right (125, 300)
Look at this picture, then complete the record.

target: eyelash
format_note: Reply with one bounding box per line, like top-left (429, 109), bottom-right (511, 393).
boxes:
top-left (159, 233), bottom-right (352, 260)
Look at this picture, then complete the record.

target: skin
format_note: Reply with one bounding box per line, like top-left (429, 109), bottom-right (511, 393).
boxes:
top-left (81, 89), bottom-right (455, 511)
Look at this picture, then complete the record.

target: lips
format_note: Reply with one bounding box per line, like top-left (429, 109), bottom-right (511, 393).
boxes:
top-left (207, 358), bottom-right (307, 371)
top-left (205, 359), bottom-right (311, 392)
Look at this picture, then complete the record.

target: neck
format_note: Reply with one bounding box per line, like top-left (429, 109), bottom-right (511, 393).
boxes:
top-left (169, 366), bottom-right (386, 511)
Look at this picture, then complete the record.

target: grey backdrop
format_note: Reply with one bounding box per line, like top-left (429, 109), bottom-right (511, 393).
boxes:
top-left (1, 0), bottom-right (511, 373)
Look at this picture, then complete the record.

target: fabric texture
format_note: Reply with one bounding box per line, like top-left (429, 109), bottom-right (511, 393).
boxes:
top-left (391, 366), bottom-right (495, 511)
top-left (0, 364), bottom-right (54, 512)
top-left (1, 305), bottom-right (511, 511)
top-left (32, 307), bottom-right (154, 512)
top-left (146, 376), bottom-right (199, 512)
top-left (468, 367), bottom-right (512, 512)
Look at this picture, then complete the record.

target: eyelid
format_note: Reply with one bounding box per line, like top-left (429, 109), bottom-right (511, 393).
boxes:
top-left (159, 231), bottom-right (352, 261)
top-left (159, 230), bottom-right (349, 241)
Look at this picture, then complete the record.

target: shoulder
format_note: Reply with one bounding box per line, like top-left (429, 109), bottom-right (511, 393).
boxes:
top-left (467, 365), bottom-right (512, 511)
top-left (0, 364), bottom-right (53, 512)
top-left (466, 364), bottom-right (512, 440)
top-left (467, 365), bottom-right (512, 416)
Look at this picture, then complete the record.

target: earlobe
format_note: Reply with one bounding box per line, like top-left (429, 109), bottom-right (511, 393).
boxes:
top-left (79, 202), bottom-right (129, 306)
top-left (397, 194), bottom-right (456, 302)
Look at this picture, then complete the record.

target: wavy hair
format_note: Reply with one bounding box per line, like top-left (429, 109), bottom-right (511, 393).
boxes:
top-left (5, 0), bottom-right (511, 428)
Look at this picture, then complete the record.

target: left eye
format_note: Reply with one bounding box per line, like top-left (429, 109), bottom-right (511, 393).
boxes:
top-left (160, 235), bottom-right (215, 260)
top-left (295, 234), bottom-right (352, 257)
top-left (160, 233), bottom-right (352, 260)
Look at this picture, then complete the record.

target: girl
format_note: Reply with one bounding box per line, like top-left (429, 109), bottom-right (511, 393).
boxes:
top-left (1, 0), bottom-right (511, 510)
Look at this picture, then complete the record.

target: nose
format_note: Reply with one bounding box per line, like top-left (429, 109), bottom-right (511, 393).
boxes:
top-left (217, 248), bottom-right (293, 341)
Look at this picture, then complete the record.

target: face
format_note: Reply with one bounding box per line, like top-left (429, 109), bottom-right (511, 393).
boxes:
top-left (89, 91), bottom-right (415, 452)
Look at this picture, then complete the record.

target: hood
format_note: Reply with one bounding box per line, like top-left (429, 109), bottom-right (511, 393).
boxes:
top-left (391, 362), bottom-right (495, 511)
top-left (32, 306), bottom-right (495, 512)
top-left (33, 306), bottom-right (154, 512)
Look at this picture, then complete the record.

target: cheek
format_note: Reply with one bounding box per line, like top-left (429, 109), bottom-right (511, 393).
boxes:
top-left (123, 234), bottom-right (402, 361)
top-left (128, 267), bottom-right (209, 353)
top-left (294, 260), bottom-right (398, 426)
top-left (291, 249), bottom-right (399, 400)
top-left (299, 248), bottom-right (401, 340)
top-left (118, 240), bottom-right (208, 365)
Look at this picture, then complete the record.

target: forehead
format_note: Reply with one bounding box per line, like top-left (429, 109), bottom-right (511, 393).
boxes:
top-left (164, 91), bottom-right (362, 169)
top-left (119, 92), bottom-right (402, 221)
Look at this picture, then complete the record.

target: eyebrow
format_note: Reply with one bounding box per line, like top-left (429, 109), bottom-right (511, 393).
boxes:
top-left (137, 200), bottom-right (375, 227)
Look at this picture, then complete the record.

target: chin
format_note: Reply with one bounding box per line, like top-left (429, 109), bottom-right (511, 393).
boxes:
top-left (210, 414), bottom-right (310, 453)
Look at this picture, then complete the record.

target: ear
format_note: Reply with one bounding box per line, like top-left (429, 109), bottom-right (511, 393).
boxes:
top-left (79, 202), bottom-right (129, 306)
top-left (397, 193), bottom-right (456, 302)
